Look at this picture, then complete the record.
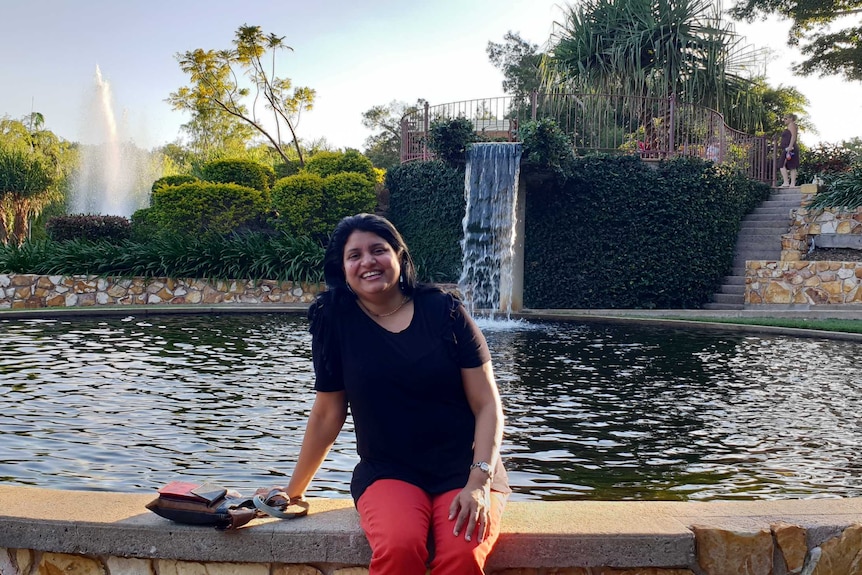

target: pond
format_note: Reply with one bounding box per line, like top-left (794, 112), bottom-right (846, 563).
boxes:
top-left (1, 312), bottom-right (860, 501)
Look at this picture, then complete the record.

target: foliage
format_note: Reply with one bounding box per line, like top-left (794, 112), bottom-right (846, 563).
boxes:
top-left (274, 160), bottom-right (302, 179)
top-left (800, 142), bottom-right (860, 176)
top-left (544, 0), bottom-right (769, 133)
top-left (519, 119), bottom-right (573, 170)
top-left (487, 32), bottom-right (543, 106)
top-left (730, 0), bottom-right (862, 81)
top-left (46, 215), bottom-right (132, 242)
top-left (270, 169), bottom-right (376, 243)
top-left (271, 172), bottom-right (326, 239)
top-left (385, 161), bottom-right (466, 282)
top-left (806, 161), bottom-right (862, 209)
top-left (323, 172), bottom-right (377, 217)
top-left (0, 117), bottom-right (74, 246)
top-left (0, 233), bottom-right (324, 283)
top-left (428, 117), bottom-right (477, 165)
top-left (523, 155), bottom-right (770, 309)
top-left (169, 25), bottom-right (316, 165)
top-left (152, 174), bottom-right (199, 194)
top-left (149, 182), bottom-right (268, 236)
top-left (200, 158), bottom-right (275, 192)
top-left (0, 142), bottom-right (61, 245)
top-left (744, 78), bottom-right (812, 136)
top-left (304, 149), bottom-right (376, 182)
top-left (361, 100), bottom-right (424, 170)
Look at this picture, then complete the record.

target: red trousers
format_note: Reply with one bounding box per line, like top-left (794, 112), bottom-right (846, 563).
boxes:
top-left (357, 479), bottom-right (507, 575)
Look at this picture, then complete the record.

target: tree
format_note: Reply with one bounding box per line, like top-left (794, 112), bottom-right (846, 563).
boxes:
top-left (361, 100), bottom-right (423, 170)
top-left (486, 32), bottom-right (544, 103)
top-left (729, 0), bottom-right (862, 81)
top-left (543, 0), bottom-right (771, 133)
top-left (0, 116), bottom-right (73, 244)
top-left (169, 25), bottom-right (316, 166)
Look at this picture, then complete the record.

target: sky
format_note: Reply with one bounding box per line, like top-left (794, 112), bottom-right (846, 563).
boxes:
top-left (1, 0), bottom-right (859, 152)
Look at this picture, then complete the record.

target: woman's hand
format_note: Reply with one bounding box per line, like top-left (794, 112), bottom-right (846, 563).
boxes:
top-left (448, 481), bottom-right (492, 542)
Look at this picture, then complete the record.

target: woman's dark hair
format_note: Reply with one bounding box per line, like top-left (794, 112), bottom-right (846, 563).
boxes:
top-left (322, 213), bottom-right (418, 299)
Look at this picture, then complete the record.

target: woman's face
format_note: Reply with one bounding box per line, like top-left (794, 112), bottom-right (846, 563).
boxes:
top-left (342, 230), bottom-right (402, 299)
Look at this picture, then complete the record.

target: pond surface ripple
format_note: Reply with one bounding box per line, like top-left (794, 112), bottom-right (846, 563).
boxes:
top-left (1, 314), bottom-right (860, 501)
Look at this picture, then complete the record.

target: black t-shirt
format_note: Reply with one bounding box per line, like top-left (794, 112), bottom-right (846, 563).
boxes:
top-left (310, 288), bottom-right (509, 502)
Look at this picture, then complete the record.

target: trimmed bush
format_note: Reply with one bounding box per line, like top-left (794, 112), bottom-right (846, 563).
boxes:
top-left (386, 160), bottom-right (465, 282)
top-left (428, 117), bottom-right (477, 165)
top-left (323, 172), bottom-right (377, 220)
top-left (150, 182), bottom-right (268, 237)
top-left (151, 175), bottom-right (198, 195)
top-left (304, 150), bottom-right (377, 182)
top-left (271, 171), bottom-right (377, 243)
top-left (45, 214), bottom-right (132, 242)
top-left (271, 172), bottom-right (327, 239)
top-left (201, 159), bottom-right (275, 192)
top-left (523, 155), bottom-right (770, 309)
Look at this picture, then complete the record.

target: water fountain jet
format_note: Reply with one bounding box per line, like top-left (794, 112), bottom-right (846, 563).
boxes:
top-left (68, 66), bottom-right (155, 217)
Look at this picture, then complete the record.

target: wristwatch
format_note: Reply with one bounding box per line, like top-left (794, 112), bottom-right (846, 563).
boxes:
top-left (470, 461), bottom-right (493, 479)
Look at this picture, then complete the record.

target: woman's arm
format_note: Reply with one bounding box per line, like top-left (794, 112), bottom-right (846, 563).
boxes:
top-left (788, 122), bottom-right (798, 150)
top-left (449, 361), bottom-right (504, 542)
top-left (285, 390), bottom-right (348, 500)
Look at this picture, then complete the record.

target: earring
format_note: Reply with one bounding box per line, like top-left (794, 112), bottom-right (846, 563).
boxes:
top-left (346, 282), bottom-right (355, 295)
top-left (399, 271), bottom-right (406, 291)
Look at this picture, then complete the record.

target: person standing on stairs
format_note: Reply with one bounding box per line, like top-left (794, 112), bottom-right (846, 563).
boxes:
top-left (779, 113), bottom-right (799, 188)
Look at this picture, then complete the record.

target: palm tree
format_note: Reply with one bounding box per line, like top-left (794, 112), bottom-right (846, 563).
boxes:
top-left (542, 0), bottom-right (766, 131)
top-left (0, 143), bottom-right (61, 245)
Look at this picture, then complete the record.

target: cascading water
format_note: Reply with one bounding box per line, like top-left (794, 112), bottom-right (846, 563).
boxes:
top-left (458, 142), bottom-right (522, 318)
top-left (69, 66), bottom-right (154, 217)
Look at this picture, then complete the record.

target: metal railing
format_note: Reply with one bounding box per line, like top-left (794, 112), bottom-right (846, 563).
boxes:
top-left (400, 92), bottom-right (777, 183)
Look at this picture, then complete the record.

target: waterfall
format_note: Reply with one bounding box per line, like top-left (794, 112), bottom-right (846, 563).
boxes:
top-left (458, 142), bottom-right (522, 318)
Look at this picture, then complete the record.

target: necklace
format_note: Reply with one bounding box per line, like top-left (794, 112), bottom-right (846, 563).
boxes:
top-left (360, 295), bottom-right (410, 318)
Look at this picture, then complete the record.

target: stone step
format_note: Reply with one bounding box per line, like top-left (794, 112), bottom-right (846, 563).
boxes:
top-left (734, 250), bottom-right (782, 259)
top-left (735, 238), bottom-right (781, 247)
top-left (741, 215), bottom-right (792, 222)
top-left (719, 276), bottom-right (746, 285)
top-left (717, 284), bottom-right (745, 295)
top-left (702, 302), bottom-right (744, 310)
top-left (712, 293), bottom-right (744, 305)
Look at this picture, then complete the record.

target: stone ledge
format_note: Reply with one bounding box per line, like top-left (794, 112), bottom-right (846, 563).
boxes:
top-left (2, 486), bottom-right (862, 571)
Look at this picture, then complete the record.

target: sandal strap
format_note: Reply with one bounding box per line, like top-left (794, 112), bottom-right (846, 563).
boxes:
top-left (252, 494), bottom-right (310, 520)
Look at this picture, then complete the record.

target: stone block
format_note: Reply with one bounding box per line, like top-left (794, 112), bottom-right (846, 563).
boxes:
top-left (39, 552), bottom-right (107, 575)
top-left (811, 524), bottom-right (862, 575)
top-left (800, 183), bottom-right (820, 195)
top-left (772, 522), bottom-right (807, 574)
top-left (693, 527), bottom-right (773, 575)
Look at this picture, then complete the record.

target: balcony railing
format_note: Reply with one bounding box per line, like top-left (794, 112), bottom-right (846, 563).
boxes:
top-left (400, 92), bottom-right (777, 183)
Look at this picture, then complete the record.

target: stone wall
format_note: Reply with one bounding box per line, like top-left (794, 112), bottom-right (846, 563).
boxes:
top-left (1, 487), bottom-right (861, 575)
top-left (747, 199), bottom-right (862, 306)
top-left (0, 274), bottom-right (322, 309)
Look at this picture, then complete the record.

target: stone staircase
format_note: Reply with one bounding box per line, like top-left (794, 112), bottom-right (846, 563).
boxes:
top-left (704, 186), bottom-right (803, 310)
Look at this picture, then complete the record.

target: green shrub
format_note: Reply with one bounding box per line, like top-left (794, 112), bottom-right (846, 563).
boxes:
top-left (271, 172), bottom-right (327, 239)
top-left (271, 171), bottom-right (377, 243)
top-left (523, 155), bottom-right (770, 309)
top-left (428, 117), bottom-right (477, 165)
top-left (519, 119), bottom-right (573, 170)
top-left (386, 160), bottom-right (465, 282)
top-left (807, 161), bottom-right (862, 210)
top-left (150, 182), bottom-right (268, 237)
top-left (45, 215), bottom-right (132, 242)
top-left (304, 149), bottom-right (376, 182)
top-left (323, 172), bottom-right (377, 220)
top-left (151, 174), bottom-right (198, 195)
top-left (274, 160), bottom-right (302, 179)
top-left (0, 233), bottom-right (324, 283)
top-left (200, 158), bottom-right (275, 192)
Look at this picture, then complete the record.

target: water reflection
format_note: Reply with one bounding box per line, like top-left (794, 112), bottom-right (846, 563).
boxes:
top-left (1, 314), bottom-right (860, 501)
